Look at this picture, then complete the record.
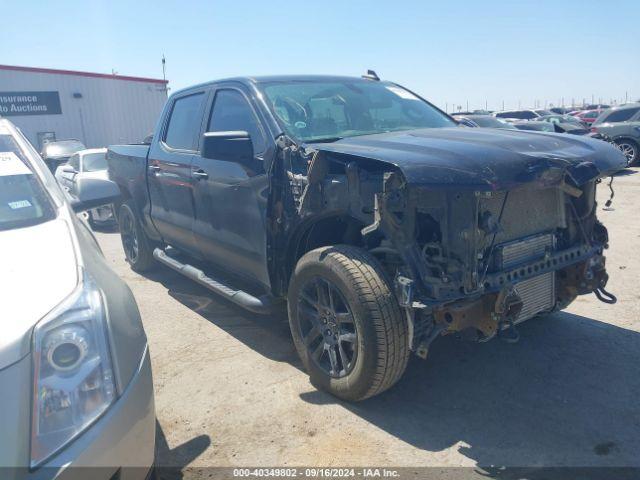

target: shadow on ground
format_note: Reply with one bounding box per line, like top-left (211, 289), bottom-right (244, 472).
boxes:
top-left (142, 261), bottom-right (640, 477)
top-left (155, 419), bottom-right (211, 480)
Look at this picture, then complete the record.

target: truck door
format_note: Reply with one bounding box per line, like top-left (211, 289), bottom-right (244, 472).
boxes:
top-left (191, 86), bottom-right (272, 290)
top-left (147, 91), bottom-right (206, 255)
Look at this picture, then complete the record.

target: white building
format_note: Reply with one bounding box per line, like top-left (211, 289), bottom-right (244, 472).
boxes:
top-left (0, 64), bottom-right (168, 150)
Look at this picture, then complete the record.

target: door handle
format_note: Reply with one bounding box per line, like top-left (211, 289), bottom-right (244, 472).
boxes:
top-left (192, 169), bottom-right (209, 180)
top-left (148, 164), bottom-right (161, 171)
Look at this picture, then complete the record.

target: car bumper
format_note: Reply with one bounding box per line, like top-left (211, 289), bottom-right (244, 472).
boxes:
top-left (28, 346), bottom-right (155, 480)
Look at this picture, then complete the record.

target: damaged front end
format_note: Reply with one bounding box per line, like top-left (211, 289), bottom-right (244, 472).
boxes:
top-left (268, 132), bottom-right (622, 358)
top-left (363, 168), bottom-right (616, 356)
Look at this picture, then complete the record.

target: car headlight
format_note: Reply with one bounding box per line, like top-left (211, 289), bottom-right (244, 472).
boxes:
top-left (31, 271), bottom-right (116, 468)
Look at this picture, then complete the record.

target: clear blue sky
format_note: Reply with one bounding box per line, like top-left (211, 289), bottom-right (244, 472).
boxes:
top-left (2, 0), bottom-right (638, 111)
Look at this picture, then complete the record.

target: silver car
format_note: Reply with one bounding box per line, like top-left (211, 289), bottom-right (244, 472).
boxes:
top-left (0, 118), bottom-right (155, 479)
top-left (54, 148), bottom-right (115, 227)
top-left (591, 103), bottom-right (640, 166)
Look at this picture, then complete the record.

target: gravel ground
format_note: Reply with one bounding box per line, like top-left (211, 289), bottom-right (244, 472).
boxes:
top-left (95, 168), bottom-right (640, 476)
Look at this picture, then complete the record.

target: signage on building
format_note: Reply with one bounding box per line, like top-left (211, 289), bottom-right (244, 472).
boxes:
top-left (0, 91), bottom-right (62, 116)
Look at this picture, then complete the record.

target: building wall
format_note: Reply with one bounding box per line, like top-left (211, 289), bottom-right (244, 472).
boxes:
top-left (0, 67), bottom-right (167, 150)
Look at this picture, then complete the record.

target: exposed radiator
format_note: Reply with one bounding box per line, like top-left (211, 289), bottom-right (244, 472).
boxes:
top-left (479, 187), bottom-right (566, 246)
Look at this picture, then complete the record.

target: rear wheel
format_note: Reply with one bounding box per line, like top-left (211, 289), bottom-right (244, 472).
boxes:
top-left (615, 139), bottom-right (639, 167)
top-left (118, 201), bottom-right (156, 272)
top-left (288, 245), bottom-right (409, 401)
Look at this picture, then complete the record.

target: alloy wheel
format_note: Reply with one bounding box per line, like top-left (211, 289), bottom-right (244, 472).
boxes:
top-left (120, 209), bottom-right (139, 263)
top-left (617, 142), bottom-right (636, 166)
top-left (297, 276), bottom-right (358, 378)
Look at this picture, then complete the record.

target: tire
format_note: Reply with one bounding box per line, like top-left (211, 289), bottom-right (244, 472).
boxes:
top-left (614, 138), bottom-right (639, 167)
top-left (287, 245), bottom-right (409, 401)
top-left (118, 201), bottom-right (156, 272)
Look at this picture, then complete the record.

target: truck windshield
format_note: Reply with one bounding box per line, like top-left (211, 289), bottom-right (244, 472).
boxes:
top-left (0, 135), bottom-right (56, 231)
top-left (261, 80), bottom-right (455, 142)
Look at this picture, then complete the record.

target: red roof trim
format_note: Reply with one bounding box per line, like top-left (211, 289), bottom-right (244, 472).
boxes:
top-left (0, 64), bottom-right (168, 85)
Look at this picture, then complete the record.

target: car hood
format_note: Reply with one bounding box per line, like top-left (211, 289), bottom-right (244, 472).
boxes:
top-left (308, 127), bottom-right (627, 189)
top-left (0, 217), bottom-right (78, 370)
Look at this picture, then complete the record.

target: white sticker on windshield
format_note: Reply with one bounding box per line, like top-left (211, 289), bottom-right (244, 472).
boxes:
top-left (8, 200), bottom-right (32, 209)
top-left (0, 152), bottom-right (32, 177)
top-left (385, 86), bottom-right (419, 100)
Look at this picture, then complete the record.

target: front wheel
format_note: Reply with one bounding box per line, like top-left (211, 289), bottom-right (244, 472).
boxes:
top-left (118, 201), bottom-right (156, 272)
top-left (287, 245), bottom-right (409, 401)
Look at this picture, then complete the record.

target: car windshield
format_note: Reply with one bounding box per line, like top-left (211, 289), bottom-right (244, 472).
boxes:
top-left (0, 134), bottom-right (56, 231)
top-left (261, 79), bottom-right (455, 142)
top-left (44, 140), bottom-right (85, 157)
top-left (83, 152), bottom-right (107, 172)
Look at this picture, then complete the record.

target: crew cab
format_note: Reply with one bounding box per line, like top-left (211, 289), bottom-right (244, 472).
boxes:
top-left (108, 74), bottom-right (625, 401)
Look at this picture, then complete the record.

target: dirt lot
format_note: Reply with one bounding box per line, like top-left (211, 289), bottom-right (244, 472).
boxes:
top-left (95, 168), bottom-right (640, 475)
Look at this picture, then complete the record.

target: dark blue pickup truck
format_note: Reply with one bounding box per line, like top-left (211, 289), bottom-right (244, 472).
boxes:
top-left (108, 73), bottom-right (625, 401)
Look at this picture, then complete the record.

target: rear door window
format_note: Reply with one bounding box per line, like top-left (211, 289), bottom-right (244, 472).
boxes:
top-left (164, 93), bottom-right (205, 150)
top-left (602, 108), bottom-right (640, 123)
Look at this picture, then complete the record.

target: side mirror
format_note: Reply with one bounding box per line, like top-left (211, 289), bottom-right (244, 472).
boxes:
top-left (69, 177), bottom-right (120, 213)
top-left (61, 164), bottom-right (76, 174)
top-left (202, 131), bottom-right (253, 162)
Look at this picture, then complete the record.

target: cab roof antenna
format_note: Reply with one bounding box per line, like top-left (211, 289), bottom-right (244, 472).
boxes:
top-left (362, 69), bottom-right (380, 81)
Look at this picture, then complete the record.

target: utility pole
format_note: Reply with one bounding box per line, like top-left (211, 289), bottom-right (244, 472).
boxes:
top-left (161, 54), bottom-right (168, 95)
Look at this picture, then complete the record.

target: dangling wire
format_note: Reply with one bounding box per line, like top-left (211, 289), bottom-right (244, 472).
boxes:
top-left (603, 176), bottom-right (615, 211)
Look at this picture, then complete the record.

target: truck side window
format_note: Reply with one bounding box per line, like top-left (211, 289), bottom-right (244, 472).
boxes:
top-left (207, 90), bottom-right (266, 155)
top-left (164, 93), bottom-right (205, 150)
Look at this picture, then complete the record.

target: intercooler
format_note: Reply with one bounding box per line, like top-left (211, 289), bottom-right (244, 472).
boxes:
top-left (497, 233), bottom-right (556, 323)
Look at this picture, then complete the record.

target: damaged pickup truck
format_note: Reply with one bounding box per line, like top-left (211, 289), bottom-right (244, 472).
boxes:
top-left (107, 73), bottom-right (626, 401)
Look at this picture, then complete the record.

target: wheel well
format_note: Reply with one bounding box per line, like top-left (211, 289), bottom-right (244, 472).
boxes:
top-left (613, 136), bottom-right (639, 146)
top-left (287, 215), bottom-right (366, 281)
top-left (112, 185), bottom-right (132, 222)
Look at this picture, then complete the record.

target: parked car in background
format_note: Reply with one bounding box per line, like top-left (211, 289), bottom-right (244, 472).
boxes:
top-left (512, 121), bottom-right (555, 132)
top-left (41, 139), bottom-right (86, 173)
top-left (55, 148), bottom-right (115, 227)
top-left (591, 103), bottom-right (640, 166)
top-left (494, 109), bottom-right (550, 121)
top-left (537, 115), bottom-right (591, 135)
top-left (108, 73), bottom-right (624, 402)
top-left (456, 114), bottom-right (517, 129)
top-left (550, 107), bottom-right (574, 115)
top-left (572, 109), bottom-right (603, 126)
top-left (584, 104), bottom-right (610, 111)
top-left (0, 119), bottom-right (155, 478)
